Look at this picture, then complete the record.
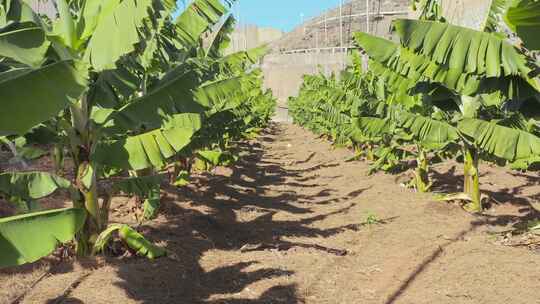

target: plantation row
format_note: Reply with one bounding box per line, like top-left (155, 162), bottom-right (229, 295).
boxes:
top-left (0, 0), bottom-right (275, 267)
top-left (290, 0), bottom-right (540, 212)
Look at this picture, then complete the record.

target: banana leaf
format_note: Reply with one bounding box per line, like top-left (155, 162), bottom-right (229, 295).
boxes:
top-left (0, 22), bottom-right (50, 67)
top-left (0, 61), bottom-right (87, 136)
top-left (393, 19), bottom-right (532, 78)
top-left (0, 208), bottom-right (86, 268)
top-left (399, 112), bottom-right (459, 150)
top-left (505, 0), bottom-right (540, 50)
top-left (94, 114), bottom-right (202, 170)
top-left (459, 118), bottom-right (540, 161)
top-left (0, 171), bottom-right (72, 200)
top-left (82, 0), bottom-right (163, 70)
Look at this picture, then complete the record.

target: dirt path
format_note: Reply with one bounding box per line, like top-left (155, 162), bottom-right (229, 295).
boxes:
top-left (4, 123), bottom-right (540, 304)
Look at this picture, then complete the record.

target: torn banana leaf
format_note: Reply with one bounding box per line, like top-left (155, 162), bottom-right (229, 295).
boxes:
top-left (0, 208), bottom-right (86, 268)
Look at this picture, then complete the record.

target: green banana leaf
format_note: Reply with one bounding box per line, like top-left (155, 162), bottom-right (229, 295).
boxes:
top-left (119, 224), bottom-right (166, 259)
top-left (0, 22), bottom-right (50, 67)
top-left (316, 102), bottom-right (351, 127)
top-left (173, 170), bottom-right (190, 187)
top-left (193, 76), bottom-right (245, 108)
top-left (0, 172), bottom-right (72, 200)
top-left (108, 71), bottom-right (243, 134)
top-left (399, 111), bottom-right (459, 150)
top-left (197, 150), bottom-right (235, 166)
top-left (94, 113), bottom-right (202, 170)
top-left (142, 191), bottom-right (160, 220)
top-left (93, 224), bottom-right (165, 259)
top-left (458, 118), bottom-right (540, 161)
top-left (2, 136), bottom-right (48, 160)
top-left (411, 0), bottom-right (445, 21)
top-left (82, 0), bottom-right (161, 70)
top-left (483, 0), bottom-right (513, 33)
top-left (53, 0), bottom-right (76, 49)
top-left (510, 155), bottom-right (540, 170)
top-left (17, 146), bottom-right (47, 160)
top-left (368, 60), bottom-right (422, 108)
top-left (505, 0), bottom-right (540, 50)
top-left (0, 208), bottom-right (86, 268)
top-left (112, 175), bottom-right (162, 220)
top-left (0, 60), bottom-right (87, 136)
top-left (112, 175), bottom-right (162, 197)
top-left (174, 0), bottom-right (229, 50)
top-left (206, 14), bottom-right (235, 58)
top-left (355, 31), bottom-right (538, 102)
top-left (0, 0), bottom-right (41, 27)
top-left (355, 32), bottom-right (481, 96)
top-left (107, 67), bottom-right (204, 133)
top-left (355, 117), bottom-right (394, 139)
top-left (393, 19), bottom-right (532, 78)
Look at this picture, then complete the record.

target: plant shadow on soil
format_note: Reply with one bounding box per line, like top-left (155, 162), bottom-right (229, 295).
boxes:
top-left (382, 165), bottom-right (540, 304)
top-left (5, 124), bottom-right (539, 303)
top-left (82, 125), bottom-right (372, 304)
top-left (430, 164), bottom-right (540, 231)
top-left (103, 126), bottom-right (537, 304)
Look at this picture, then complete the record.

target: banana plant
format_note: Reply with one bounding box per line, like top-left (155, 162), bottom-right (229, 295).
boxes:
top-left (1, 0), bottom-right (278, 268)
top-left (45, 0), bottom-right (240, 255)
top-left (0, 0), bottom-right (90, 266)
top-left (289, 68), bottom-right (372, 147)
top-left (293, 2), bottom-right (540, 212)
top-left (354, 15), bottom-right (540, 211)
top-left (0, 0), bottom-right (274, 267)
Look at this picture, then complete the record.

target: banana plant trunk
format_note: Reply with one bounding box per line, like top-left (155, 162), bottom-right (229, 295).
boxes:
top-left (75, 160), bottom-right (102, 256)
top-left (366, 143), bottom-right (375, 161)
top-left (463, 146), bottom-right (481, 212)
top-left (414, 146), bottom-right (431, 192)
top-left (69, 97), bottom-right (107, 255)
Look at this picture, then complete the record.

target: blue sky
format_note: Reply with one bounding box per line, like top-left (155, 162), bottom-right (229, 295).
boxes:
top-left (177, 0), bottom-right (343, 32)
top-left (231, 1), bottom-right (343, 32)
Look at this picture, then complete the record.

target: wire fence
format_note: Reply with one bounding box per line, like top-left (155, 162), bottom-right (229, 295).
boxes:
top-left (230, 0), bottom-right (409, 54)
top-left (294, 0), bottom-right (409, 52)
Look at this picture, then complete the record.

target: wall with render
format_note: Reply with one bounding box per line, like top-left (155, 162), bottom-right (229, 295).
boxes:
top-left (441, 0), bottom-right (492, 30)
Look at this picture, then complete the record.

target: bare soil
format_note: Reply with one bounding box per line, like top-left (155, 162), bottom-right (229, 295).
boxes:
top-left (2, 123), bottom-right (540, 304)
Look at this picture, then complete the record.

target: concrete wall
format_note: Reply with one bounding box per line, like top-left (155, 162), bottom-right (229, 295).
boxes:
top-left (262, 52), bottom-right (347, 103)
top-left (262, 51), bottom-right (349, 122)
top-left (441, 0), bottom-right (492, 30)
top-left (228, 26), bottom-right (284, 53)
